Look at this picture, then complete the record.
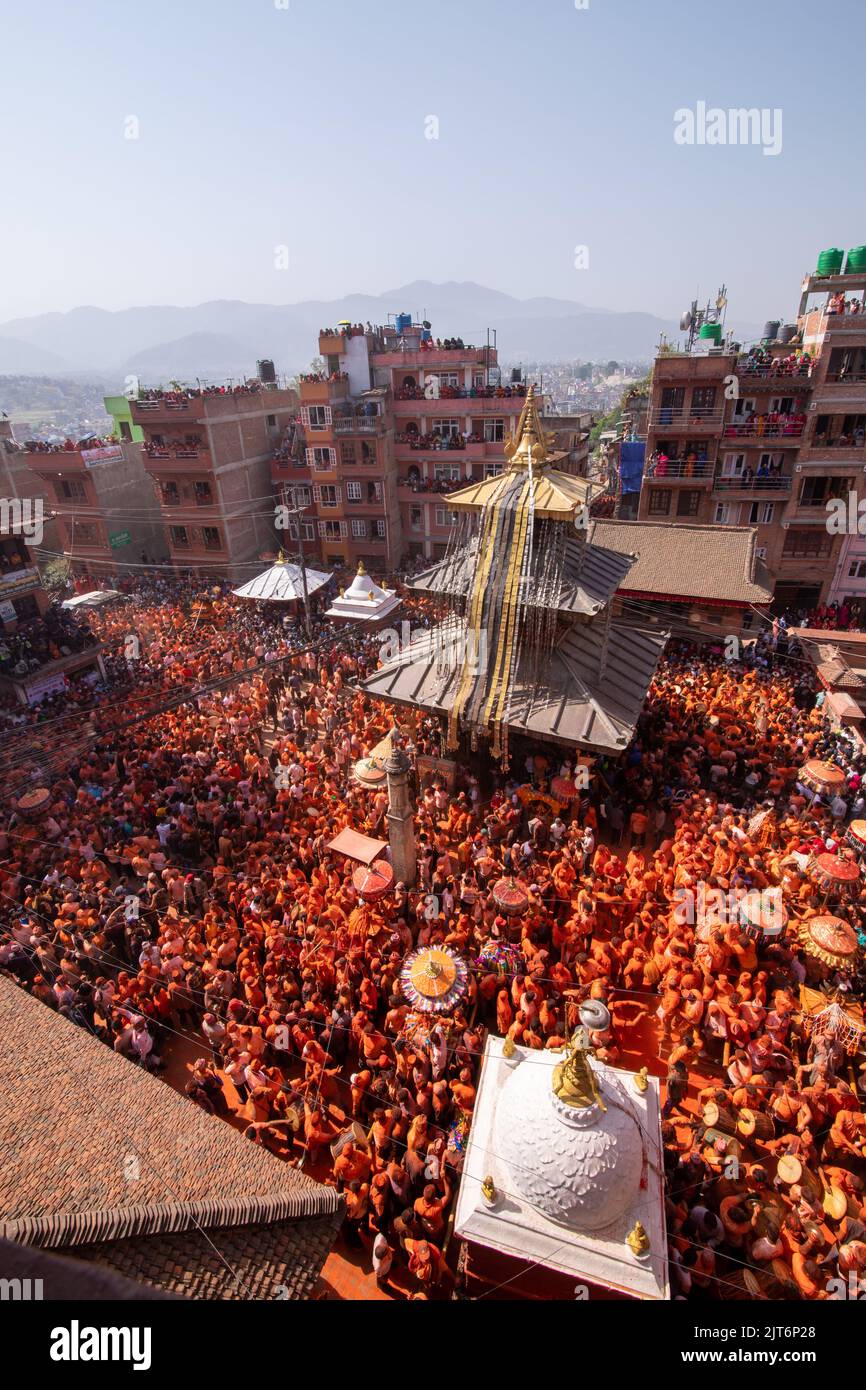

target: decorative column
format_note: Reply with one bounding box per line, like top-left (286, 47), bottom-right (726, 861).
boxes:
top-left (385, 742), bottom-right (417, 887)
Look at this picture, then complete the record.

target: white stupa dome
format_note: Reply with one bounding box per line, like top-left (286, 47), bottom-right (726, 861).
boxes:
top-left (493, 1050), bottom-right (644, 1233)
top-left (326, 562), bottom-right (401, 624)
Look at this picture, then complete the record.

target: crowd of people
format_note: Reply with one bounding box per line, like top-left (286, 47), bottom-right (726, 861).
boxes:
top-left (1, 575), bottom-right (866, 1301)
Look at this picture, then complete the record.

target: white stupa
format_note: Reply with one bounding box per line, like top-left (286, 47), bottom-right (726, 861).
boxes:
top-left (326, 561), bottom-right (401, 625)
top-left (454, 1031), bottom-right (669, 1299)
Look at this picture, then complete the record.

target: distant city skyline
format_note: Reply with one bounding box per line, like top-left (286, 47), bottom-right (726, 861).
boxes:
top-left (2, 0), bottom-right (864, 327)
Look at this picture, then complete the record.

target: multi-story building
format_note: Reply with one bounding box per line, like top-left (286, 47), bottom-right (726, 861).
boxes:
top-left (635, 258), bottom-right (866, 613)
top-left (24, 440), bottom-right (167, 579)
top-left (132, 382), bottom-right (298, 578)
top-left (274, 318), bottom-right (583, 571)
top-left (0, 418), bottom-right (61, 556)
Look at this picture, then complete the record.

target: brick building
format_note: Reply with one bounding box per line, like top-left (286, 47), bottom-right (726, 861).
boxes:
top-left (635, 259), bottom-right (866, 612)
top-left (133, 382), bottom-right (298, 579)
top-left (273, 317), bottom-right (588, 571)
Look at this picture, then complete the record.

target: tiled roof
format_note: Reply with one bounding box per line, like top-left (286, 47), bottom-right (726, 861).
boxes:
top-left (0, 979), bottom-right (341, 1278)
top-left (588, 519), bottom-right (774, 604)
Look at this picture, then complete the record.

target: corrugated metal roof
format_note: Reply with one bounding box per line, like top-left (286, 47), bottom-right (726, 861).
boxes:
top-left (448, 467), bottom-right (592, 519)
top-left (360, 619), bottom-right (667, 753)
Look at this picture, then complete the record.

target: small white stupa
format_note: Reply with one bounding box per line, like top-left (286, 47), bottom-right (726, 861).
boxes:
top-left (326, 561), bottom-right (401, 626)
top-left (454, 1013), bottom-right (668, 1299)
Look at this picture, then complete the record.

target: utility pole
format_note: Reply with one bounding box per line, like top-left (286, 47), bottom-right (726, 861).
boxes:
top-left (283, 485), bottom-right (312, 638)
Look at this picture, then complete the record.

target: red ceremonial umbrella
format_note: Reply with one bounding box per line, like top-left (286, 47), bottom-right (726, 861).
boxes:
top-left (352, 858), bottom-right (394, 901)
top-left (799, 759), bottom-right (846, 797)
top-left (551, 775), bottom-right (580, 804)
top-left (845, 819), bottom-right (866, 855)
top-left (491, 877), bottom-right (530, 917)
top-left (809, 852), bottom-right (860, 903)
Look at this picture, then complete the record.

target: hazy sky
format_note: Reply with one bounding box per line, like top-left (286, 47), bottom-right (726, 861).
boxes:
top-left (2, 0), bottom-right (864, 325)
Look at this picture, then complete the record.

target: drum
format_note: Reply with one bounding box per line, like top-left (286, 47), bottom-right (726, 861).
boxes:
top-left (776, 1154), bottom-right (802, 1186)
top-left (737, 1108), bottom-right (775, 1143)
top-left (703, 1101), bottom-right (738, 1135)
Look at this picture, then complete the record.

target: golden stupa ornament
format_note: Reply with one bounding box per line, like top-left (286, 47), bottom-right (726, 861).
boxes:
top-left (502, 1033), bottom-right (516, 1059)
top-left (357, 560), bottom-right (366, 575)
top-left (634, 1066), bottom-right (649, 1095)
top-left (481, 1175), bottom-right (497, 1205)
top-left (502, 384), bottom-right (555, 472)
top-left (626, 1222), bottom-right (651, 1258)
top-left (552, 1027), bottom-right (606, 1112)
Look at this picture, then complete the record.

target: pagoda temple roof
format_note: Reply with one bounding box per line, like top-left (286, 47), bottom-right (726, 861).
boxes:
top-left (359, 617), bottom-right (667, 753)
top-left (410, 529), bottom-right (636, 617)
top-left (447, 465), bottom-right (592, 520)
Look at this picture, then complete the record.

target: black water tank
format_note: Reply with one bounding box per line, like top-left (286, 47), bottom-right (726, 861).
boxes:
top-left (257, 358), bottom-right (276, 384)
top-left (778, 323), bottom-right (797, 344)
top-left (511, 368), bottom-right (523, 383)
top-left (762, 320), bottom-right (780, 342)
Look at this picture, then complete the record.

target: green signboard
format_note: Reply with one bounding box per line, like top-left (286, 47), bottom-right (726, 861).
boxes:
top-left (109, 530), bottom-right (132, 549)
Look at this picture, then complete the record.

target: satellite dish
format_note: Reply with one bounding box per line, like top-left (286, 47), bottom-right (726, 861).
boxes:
top-left (679, 310), bottom-right (693, 332)
top-left (422, 320), bottom-right (431, 330)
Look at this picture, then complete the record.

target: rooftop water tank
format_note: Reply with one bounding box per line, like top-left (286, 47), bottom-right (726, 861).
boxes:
top-left (762, 320), bottom-right (781, 342)
top-left (778, 323), bottom-right (797, 344)
top-left (699, 322), bottom-right (722, 344)
top-left (257, 358), bottom-right (276, 384)
top-left (816, 248), bottom-right (844, 277)
top-left (395, 313), bottom-right (412, 334)
top-left (845, 246), bottom-right (866, 274)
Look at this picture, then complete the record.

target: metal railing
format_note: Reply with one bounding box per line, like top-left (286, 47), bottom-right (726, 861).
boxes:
top-left (644, 459), bottom-right (714, 479)
top-left (723, 421), bottom-right (805, 439)
top-left (712, 473), bottom-right (792, 492)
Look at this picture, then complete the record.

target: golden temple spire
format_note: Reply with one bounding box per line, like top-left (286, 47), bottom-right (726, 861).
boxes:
top-left (552, 1028), bottom-right (606, 1111)
top-left (503, 383), bottom-right (552, 472)
top-left (357, 560), bottom-right (367, 575)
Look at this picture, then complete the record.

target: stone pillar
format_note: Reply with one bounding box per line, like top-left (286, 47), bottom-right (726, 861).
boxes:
top-left (385, 744), bottom-right (417, 888)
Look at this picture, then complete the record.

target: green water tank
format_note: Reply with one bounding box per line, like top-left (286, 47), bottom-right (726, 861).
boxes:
top-left (816, 248), bottom-right (844, 276)
top-left (699, 322), bottom-right (723, 344)
top-left (845, 246), bottom-right (866, 274)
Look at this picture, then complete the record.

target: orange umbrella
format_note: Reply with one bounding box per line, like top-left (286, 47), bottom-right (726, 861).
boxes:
top-left (352, 859), bottom-right (394, 901)
top-left (799, 759), bottom-right (846, 796)
top-left (846, 820), bottom-right (866, 855)
top-left (797, 915), bottom-right (860, 970)
top-left (551, 775), bottom-right (580, 803)
top-left (809, 852), bottom-right (860, 899)
top-left (492, 877), bottom-right (530, 916)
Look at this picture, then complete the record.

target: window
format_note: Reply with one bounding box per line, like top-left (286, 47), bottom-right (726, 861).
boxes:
top-left (202, 526), bottom-right (222, 550)
top-left (351, 519), bottom-right (367, 539)
top-left (374, 519), bottom-right (386, 540)
top-left (484, 419), bottom-right (505, 442)
top-left (714, 502), bottom-right (740, 525)
top-left (73, 521), bottom-right (98, 544)
top-left (473, 373), bottom-right (485, 389)
top-left (411, 507), bottom-right (423, 531)
top-left (691, 387), bottom-right (716, 412)
top-left (119, 421), bottom-right (132, 442)
top-left (318, 519), bottom-right (345, 540)
top-left (733, 397), bottom-right (757, 419)
top-left (433, 419), bottom-right (460, 440)
top-left (194, 481), bottom-right (212, 505)
top-left (435, 508), bottom-right (458, 527)
top-left (317, 485), bottom-right (339, 508)
top-left (483, 463), bottom-right (503, 479)
top-left (305, 405), bottom-right (330, 431)
top-left (291, 485), bottom-right (312, 507)
top-left (361, 442), bottom-right (377, 465)
top-left (677, 490), bottom-right (701, 517)
top-left (366, 480), bottom-right (382, 503)
top-left (747, 501), bottom-right (775, 525)
top-left (434, 464), bottom-right (460, 482)
top-left (340, 443), bottom-right (356, 466)
top-left (720, 453), bottom-right (746, 479)
top-left (266, 414), bottom-right (276, 427)
top-left (59, 479), bottom-right (87, 502)
top-left (161, 482), bottom-right (180, 505)
top-left (849, 560), bottom-right (866, 579)
top-left (659, 387), bottom-right (685, 421)
top-left (309, 447), bottom-right (336, 471)
top-left (170, 526), bottom-right (189, 548)
top-left (287, 519), bottom-right (315, 542)
top-left (648, 489), bottom-right (671, 516)
top-left (782, 529), bottom-right (831, 559)
top-left (346, 481), bottom-right (362, 502)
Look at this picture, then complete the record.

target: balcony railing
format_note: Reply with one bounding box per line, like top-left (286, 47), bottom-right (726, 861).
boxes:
top-left (723, 421), bottom-right (805, 439)
top-left (332, 415), bottom-right (385, 434)
top-left (649, 407), bottom-right (724, 428)
top-left (644, 459), bottom-right (714, 479)
top-left (712, 473), bottom-right (792, 493)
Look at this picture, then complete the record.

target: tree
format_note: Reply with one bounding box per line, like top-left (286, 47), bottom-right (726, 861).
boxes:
top-left (605, 360), bottom-right (619, 375)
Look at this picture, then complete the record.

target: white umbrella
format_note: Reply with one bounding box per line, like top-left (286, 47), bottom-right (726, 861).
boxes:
top-left (231, 557), bottom-right (331, 604)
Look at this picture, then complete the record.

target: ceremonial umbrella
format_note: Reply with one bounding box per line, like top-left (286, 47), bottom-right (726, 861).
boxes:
top-left (845, 819), bottom-right (866, 855)
top-left (352, 859), bottom-right (394, 902)
top-left (809, 852), bottom-right (860, 904)
top-left (491, 876), bottom-right (530, 917)
top-left (476, 941), bottom-right (525, 978)
top-left (739, 889), bottom-right (788, 940)
top-left (400, 945), bottom-right (468, 1014)
top-left (797, 915), bottom-right (860, 971)
top-left (16, 788), bottom-right (50, 816)
top-left (551, 775), bottom-right (581, 804)
top-left (799, 759), bottom-right (846, 799)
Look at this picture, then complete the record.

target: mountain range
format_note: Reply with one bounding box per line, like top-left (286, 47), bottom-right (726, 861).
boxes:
top-left (0, 281), bottom-right (763, 381)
